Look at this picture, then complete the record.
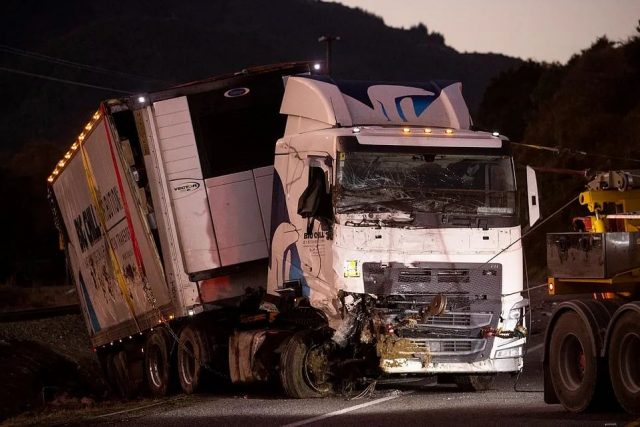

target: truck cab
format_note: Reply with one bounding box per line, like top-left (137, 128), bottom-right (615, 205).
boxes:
top-left (268, 77), bottom-right (527, 393)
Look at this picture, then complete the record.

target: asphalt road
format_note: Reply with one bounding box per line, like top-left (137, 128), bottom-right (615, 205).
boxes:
top-left (82, 334), bottom-right (637, 427)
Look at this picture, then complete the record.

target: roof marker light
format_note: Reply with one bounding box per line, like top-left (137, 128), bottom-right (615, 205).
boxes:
top-left (57, 160), bottom-right (66, 168)
top-left (424, 128), bottom-right (432, 134)
top-left (445, 129), bottom-right (454, 135)
top-left (52, 169), bottom-right (59, 176)
top-left (93, 112), bottom-right (100, 120)
top-left (85, 123), bottom-right (92, 131)
top-left (71, 143), bottom-right (78, 150)
top-left (64, 152), bottom-right (72, 159)
top-left (47, 176), bottom-right (54, 183)
top-left (402, 127), bottom-right (411, 134)
top-left (492, 131), bottom-right (500, 137)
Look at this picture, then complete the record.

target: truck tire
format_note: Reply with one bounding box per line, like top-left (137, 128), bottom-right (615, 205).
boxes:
top-left (549, 311), bottom-right (599, 412)
top-left (608, 311), bottom-right (640, 415)
top-left (145, 329), bottom-right (173, 397)
top-left (453, 374), bottom-right (496, 391)
top-left (107, 351), bottom-right (136, 399)
top-left (177, 325), bottom-right (211, 394)
top-left (280, 331), bottom-right (333, 398)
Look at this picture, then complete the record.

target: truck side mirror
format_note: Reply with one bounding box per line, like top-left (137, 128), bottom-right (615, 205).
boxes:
top-left (526, 166), bottom-right (540, 227)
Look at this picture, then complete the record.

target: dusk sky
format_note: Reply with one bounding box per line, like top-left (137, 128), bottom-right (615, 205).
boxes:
top-left (334, 0), bottom-right (640, 63)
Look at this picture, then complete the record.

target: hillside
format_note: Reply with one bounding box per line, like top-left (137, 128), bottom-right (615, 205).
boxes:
top-left (477, 28), bottom-right (640, 274)
top-left (0, 0), bottom-right (520, 153)
top-left (0, 0), bottom-right (522, 284)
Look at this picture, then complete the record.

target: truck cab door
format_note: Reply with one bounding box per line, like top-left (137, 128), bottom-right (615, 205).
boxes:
top-left (277, 152), bottom-right (336, 305)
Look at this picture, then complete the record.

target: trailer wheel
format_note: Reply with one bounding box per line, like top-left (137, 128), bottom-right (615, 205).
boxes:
top-left (177, 325), bottom-right (211, 394)
top-left (608, 311), bottom-right (640, 415)
top-left (280, 331), bottom-right (333, 398)
top-left (145, 329), bottom-right (173, 397)
top-left (453, 374), bottom-right (496, 391)
top-left (107, 351), bottom-right (136, 399)
top-left (549, 311), bottom-right (599, 412)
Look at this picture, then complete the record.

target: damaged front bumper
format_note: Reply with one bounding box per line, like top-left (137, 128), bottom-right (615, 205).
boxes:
top-left (379, 336), bottom-right (525, 374)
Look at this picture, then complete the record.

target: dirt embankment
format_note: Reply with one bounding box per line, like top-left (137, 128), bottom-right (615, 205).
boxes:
top-left (0, 314), bottom-right (106, 423)
top-left (0, 286), bottom-right (78, 312)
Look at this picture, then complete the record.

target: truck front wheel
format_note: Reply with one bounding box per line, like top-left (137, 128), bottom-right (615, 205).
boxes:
top-left (177, 325), bottom-right (211, 394)
top-left (549, 311), bottom-right (599, 412)
top-left (280, 331), bottom-right (334, 398)
top-left (608, 311), bottom-right (640, 415)
top-left (453, 374), bottom-right (496, 391)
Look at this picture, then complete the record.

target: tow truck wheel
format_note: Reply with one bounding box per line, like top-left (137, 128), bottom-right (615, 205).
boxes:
top-left (145, 329), bottom-right (173, 397)
top-left (280, 331), bottom-right (333, 398)
top-left (453, 374), bottom-right (496, 391)
top-left (549, 311), bottom-right (599, 412)
top-left (177, 325), bottom-right (211, 394)
top-left (608, 311), bottom-right (640, 415)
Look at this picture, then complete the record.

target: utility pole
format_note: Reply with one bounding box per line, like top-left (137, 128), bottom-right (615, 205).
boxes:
top-left (318, 35), bottom-right (341, 76)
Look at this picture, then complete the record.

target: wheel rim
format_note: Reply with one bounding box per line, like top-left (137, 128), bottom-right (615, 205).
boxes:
top-left (559, 333), bottom-right (586, 391)
top-left (148, 344), bottom-right (164, 388)
top-left (303, 344), bottom-right (331, 394)
top-left (619, 331), bottom-right (640, 394)
top-left (180, 340), bottom-right (196, 385)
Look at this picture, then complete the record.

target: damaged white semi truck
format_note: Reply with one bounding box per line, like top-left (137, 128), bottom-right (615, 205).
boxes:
top-left (47, 62), bottom-right (529, 398)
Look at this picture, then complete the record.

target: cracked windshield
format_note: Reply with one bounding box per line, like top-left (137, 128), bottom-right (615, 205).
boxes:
top-left (336, 151), bottom-right (516, 216)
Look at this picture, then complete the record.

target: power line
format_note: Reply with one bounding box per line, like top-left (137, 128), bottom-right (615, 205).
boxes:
top-left (0, 43), bottom-right (171, 85)
top-left (510, 140), bottom-right (640, 163)
top-left (0, 66), bottom-right (133, 94)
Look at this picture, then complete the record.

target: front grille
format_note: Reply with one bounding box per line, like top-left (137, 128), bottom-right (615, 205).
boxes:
top-left (365, 261), bottom-right (501, 363)
top-left (425, 313), bottom-right (471, 327)
top-left (398, 269), bottom-right (431, 283)
top-left (408, 338), bottom-right (486, 356)
top-left (437, 270), bottom-right (469, 283)
top-left (384, 294), bottom-right (472, 312)
top-left (362, 261), bottom-right (502, 297)
top-left (396, 312), bottom-right (493, 339)
top-left (421, 312), bottom-right (492, 329)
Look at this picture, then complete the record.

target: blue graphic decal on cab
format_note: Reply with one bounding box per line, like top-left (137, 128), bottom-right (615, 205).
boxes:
top-left (284, 242), bottom-right (309, 297)
top-left (395, 95), bottom-right (436, 122)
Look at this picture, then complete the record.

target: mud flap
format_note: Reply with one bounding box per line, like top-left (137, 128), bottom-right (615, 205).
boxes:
top-left (228, 330), bottom-right (268, 383)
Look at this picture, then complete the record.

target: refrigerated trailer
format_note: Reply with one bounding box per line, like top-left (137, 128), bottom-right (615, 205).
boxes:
top-left (48, 62), bottom-right (529, 398)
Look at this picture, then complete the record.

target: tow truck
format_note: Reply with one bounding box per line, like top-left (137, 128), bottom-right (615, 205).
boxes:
top-left (543, 170), bottom-right (640, 414)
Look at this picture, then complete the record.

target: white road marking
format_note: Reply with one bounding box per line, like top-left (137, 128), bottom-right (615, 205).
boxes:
top-left (281, 391), bottom-right (414, 427)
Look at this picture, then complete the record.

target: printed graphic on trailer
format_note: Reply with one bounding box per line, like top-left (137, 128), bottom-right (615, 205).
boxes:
top-left (72, 196), bottom-right (141, 328)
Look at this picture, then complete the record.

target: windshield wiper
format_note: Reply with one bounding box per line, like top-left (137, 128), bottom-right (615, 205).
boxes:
top-left (441, 198), bottom-right (482, 213)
